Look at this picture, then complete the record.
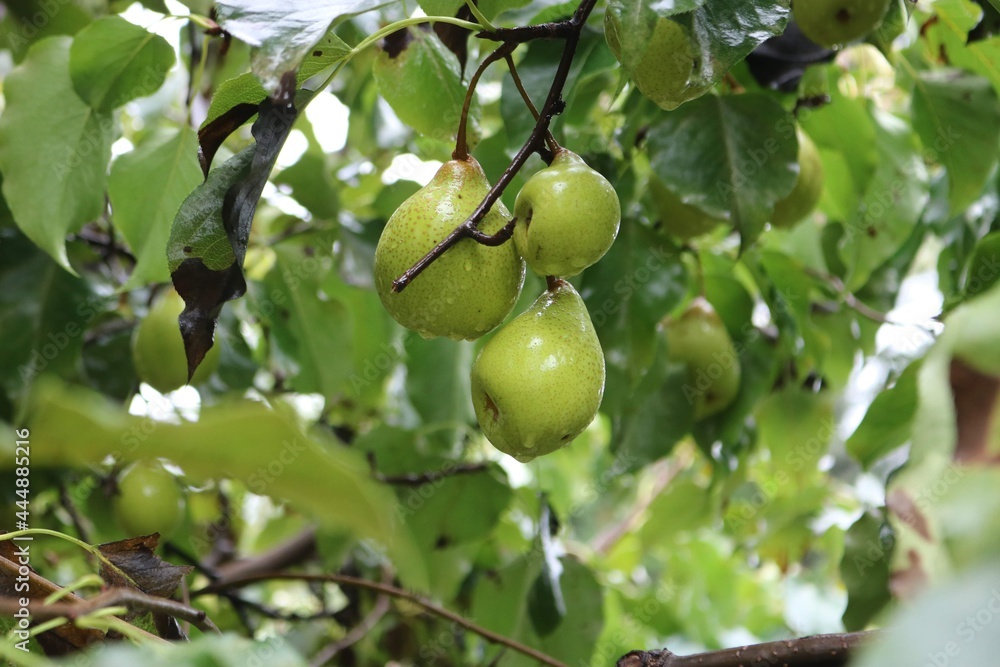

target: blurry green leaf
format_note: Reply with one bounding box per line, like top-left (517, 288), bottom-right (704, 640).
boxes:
top-left (0, 37), bottom-right (113, 273)
top-left (403, 468), bottom-right (512, 550)
top-left (26, 380), bottom-right (408, 564)
top-left (639, 477), bottom-right (712, 546)
top-left (69, 16), bottom-right (174, 110)
top-left (74, 632), bottom-right (306, 667)
top-left (840, 512), bottom-right (893, 631)
top-left (404, 333), bottom-right (474, 444)
top-left (846, 363), bottom-right (919, 468)
top-left (840, 109), bottom-right (929, 290)
top-left (852, 563), bottom-right (1000, 667)
top-left (260, 243), bottom-right (352, 398)
top-left (912, 70), bottom-right (1000, 213)
top-left (931, 0), bottom-right (1000, 96)
top-left (0, 232), bottom-right (100, 396)
top-left (604, 0), bottom-right (705, 75)
top-left (647, 94), bottom-right (798, 250)
top-left (110, 127), bottom-right (203, 289)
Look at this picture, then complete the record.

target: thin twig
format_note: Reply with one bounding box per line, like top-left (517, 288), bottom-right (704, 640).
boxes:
top-left (194, 572), bottom-right (569, 667)
top-left (309, 594), bottom-right (390, 666)
top-left (368, 454), bottom-right (491, 485)
top-left (504, 54), bottom-right (560, 156)
top-left (0, 589), bottom-right (220, 635)
top-left (392, 0), bottom-right (600, 293)
top-left (803, 266), bottom-right (934, 330)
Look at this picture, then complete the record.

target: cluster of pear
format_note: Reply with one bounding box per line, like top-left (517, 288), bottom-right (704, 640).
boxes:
top-left (374, 149), bottom-right (620, 461)
top-left (653, 125), bottom-right (824, 241)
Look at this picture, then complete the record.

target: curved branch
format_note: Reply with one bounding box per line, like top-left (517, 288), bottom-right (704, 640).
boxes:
top-left (617, 631), bottom-right (878, 667)
top-left (193, 571), bottom-right (568, 667)
top-left (391, 0), bottom-right (600, 293)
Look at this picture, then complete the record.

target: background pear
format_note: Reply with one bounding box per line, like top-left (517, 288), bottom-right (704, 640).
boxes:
top-left (664, 297), bottom-right (741, 420)
top-left (132, 288), bottom-right (219, 393)
top-left (649, 176), bottom-right (726, 240)
top-left (513, 149), bottom-right (620, 277)
top-left (374, 157), bottom-right (525, 340)
top-left (606, 14), bottom-right (701, 110)
top-left (470, 280), bottom-right (605, 462)
top-left (794, 0), bottom-right (892, 48)
top-left (771, 126), bottom-right (824, 228)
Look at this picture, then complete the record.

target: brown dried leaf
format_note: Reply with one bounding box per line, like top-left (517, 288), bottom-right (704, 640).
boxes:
top-left (97, 534), bottom-right (193, 598)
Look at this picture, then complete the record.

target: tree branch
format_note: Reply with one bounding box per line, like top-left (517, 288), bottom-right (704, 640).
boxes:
top-left (391, 0), bottom-right (600, 293)
top-left (616, 631), bottom-right (877, 667)
top-left (193, 571), bottom-right (569, 667)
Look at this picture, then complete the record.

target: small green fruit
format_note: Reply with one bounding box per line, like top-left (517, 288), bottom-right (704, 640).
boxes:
top-left (606, 15), bottom-right (702, 111)
top-left (513, 150), bottom-right (621, 277)
top-left (771, 127), bottom-right (824, 229)
top-left (793, 0), bottom-right (892, 48)
top-left (113, 461), bottom-right (185, 539)
top-left (132, 288), bottom-right (219, 393)
top-left (649, 177), bottom-right (726, 240)
top-left (374, 157), bottom-right (525, 340)
top-left (664, 297), bottom-right (741, 420)
top-left (470, 280), bottom-right (605, 462)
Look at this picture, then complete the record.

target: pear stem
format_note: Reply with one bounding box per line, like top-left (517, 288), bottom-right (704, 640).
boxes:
top-left (393, 0), bottom-right (600, 293)
top-left (454, 41), bottom-right (518, 161)
top-left (546, 275), bottom-right (564, 292)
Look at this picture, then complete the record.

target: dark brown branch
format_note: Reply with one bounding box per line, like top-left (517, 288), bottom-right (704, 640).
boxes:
top-left (391, 0), bottom-right (600, 293)
top-left (504, 54), bottom-right (559, 157)
top-left (616, 632), bottom-right (877, 667)
top-left (193, 571), bottom-right (568, 667)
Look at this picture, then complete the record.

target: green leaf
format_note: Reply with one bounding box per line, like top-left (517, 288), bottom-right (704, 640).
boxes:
top-left (0, 231), bottom-right (101, 396)
top-left (840, 109), bottom-right (930, 290)
top-left (216, 0), bottom-right (377, 97)
top-left (931, 0), bottom-right (1000, 96)
top-left (403, 468), bottom-right (513, 550)
top-left (0, 37), bottom-right (113, 272)
top-left (373, 28), bottom-right (472, 142)
top-left (404, 333), bottom-right (475, 440)
top-left (203, 31), bottom-right (351, 128)
top-left (69, 16), bottom-right (174, 111)
top-left (110, 127), bottom-right (203, 290)
top-left (912, 69), bottom-right (1000, 214)
top-left (167, 147), bottom-right (253, 273)
top-left (852, 562), bottom-right (1000, 667)
top-left (647, 94), bottom-right (798, 250)
top-left (259, 243), bottom-right (353, 399)
top-left (846, 362), bottom-right (919, 468)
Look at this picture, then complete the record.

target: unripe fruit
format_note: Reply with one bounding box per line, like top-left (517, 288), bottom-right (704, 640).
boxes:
top-left (649, 176), bottom-right (725, 240)
top-left (132, 288), bottom-right (219, 393)
top-left (771, 127), bottom-right (824, 229)
top-left (374, 157), bottom-right (525, 340)
top-left (113, 460), bottom-right (185, 539)
top-left (605, 14), bottom-right (701, 111)
top-left (664, 297), bottom-right (741, 420)
top-left (793, 0), bottom-right (892, 48)
top-left (513, 150), bottom-right (621, 277)
top-left (470, 280), bottom-right (605, 462)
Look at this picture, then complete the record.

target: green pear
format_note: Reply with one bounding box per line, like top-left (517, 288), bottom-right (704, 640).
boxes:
top-left (470, 279), bottom-right (605, 462)
top-left (771, 127), bottom-right (824, 229)
top-left (513, 150), bottom-right (621, 277)
top-left (132, 288), bottom-right (219, 393)
top-left (649, 176), bottom-right (726, 240)
top-left (794, 0), bottom-right (892, 48)
top-left (606, 14), bottom-right (702, 111)
top-left (664, 297), bottom-right (740, 420)
top-left (374, 157), bottom-right (525, 340)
